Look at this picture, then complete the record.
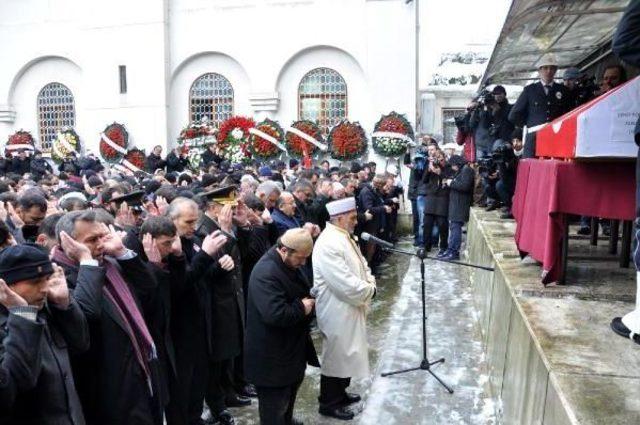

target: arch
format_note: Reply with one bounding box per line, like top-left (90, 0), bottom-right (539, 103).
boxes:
top-left (7, 55), bottom-right (82, 149)
top-left (7, 55), bottom-right (81, 106)
top-left (168, 51), bottom-right (251, 146)
top-left (188, 72), bottom-right (234, 128)
top-left (274, 45), bottom-right (370, 134)
top-left (298, 67), bottom-right (348, 134)
top-left (37, 82), bottom-right (76, 150)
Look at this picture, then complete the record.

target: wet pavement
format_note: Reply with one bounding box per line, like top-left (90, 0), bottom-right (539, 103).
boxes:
top-left (228, 239), bottom-right (496, 424)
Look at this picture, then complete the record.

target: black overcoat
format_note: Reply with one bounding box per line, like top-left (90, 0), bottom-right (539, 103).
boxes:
top-left (244, 248), bottom-right (319, 387)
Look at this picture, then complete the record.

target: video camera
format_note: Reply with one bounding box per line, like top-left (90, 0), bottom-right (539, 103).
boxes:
top-left (476, 89), bottom-right (496, 106)
top-left (575, 75), bottom-right (598, 105)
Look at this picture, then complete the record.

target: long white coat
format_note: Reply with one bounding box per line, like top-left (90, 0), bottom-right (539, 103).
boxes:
top-left (312, 222), bottom-right (376, 378)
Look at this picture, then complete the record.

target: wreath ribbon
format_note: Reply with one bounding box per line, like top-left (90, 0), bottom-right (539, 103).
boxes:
top-left (53, 132), bottom-right (78, 158)
top-left (371, 131), bottom-right (414, 144)
top-left (249, 127), bottom-right (287, 152)
top-left (285, 126), bottom-right (328, 151)
top-left (100, 132), bottom-right (128, 154)
top-left (5, 144), bottom-right (35, 151)
top-left (122, 159), bottom-right (142, 173)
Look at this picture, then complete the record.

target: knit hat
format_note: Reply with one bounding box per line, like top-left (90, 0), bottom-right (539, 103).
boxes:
top-left (0, 244), bottom-right (54, 285)
top-left (280, 228), bottom-right (313, 253)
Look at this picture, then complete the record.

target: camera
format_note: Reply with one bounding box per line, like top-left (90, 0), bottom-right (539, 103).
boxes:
top-left (477, 158), bottom-right (496, 176)
top-left (476, 89), bottom-right (496, 106)
top-left (575, 75), bottom-right (598, 105)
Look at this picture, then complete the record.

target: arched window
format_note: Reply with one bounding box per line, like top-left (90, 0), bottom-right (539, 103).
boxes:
top-left (189, 73), bottom-right (234, 127)
top-left (298, 67), bottom-right (347, 134)
top-left (37, 82), bottom-right (75, 151)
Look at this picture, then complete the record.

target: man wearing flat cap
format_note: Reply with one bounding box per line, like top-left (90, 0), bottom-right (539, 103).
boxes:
top-left (0, 244), bottom-right (89, 424)
top-left (312, 197), bottom-right (377, 420)
top-left (245, 228), bottom-right (319, 425)
top-left (509, 54), bottom-right (570, 158)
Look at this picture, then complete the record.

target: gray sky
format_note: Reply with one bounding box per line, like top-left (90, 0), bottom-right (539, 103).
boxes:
top-left (419, 0), bottom-right (512, 87)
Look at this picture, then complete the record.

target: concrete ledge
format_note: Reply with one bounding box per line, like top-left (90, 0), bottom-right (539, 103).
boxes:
top-left (466, 208), bottom-right (640, 425)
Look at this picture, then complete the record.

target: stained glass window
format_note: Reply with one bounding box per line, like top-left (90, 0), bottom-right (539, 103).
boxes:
top-left (298, 68), bottom-right (347, 135)
top-left (189, 73), bottom-right (234, 127)
top-left (37, 82), bottom-right (75, 151)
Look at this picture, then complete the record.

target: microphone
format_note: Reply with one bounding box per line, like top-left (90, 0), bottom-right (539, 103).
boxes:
top-left (361, 232), bottom-right (394, 249)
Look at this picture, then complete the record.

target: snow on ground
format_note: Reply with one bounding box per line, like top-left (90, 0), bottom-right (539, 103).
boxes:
top-left (228, 240), bottom-right (496, 424)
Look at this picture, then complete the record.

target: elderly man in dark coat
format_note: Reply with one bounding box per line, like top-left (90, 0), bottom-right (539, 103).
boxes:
top-left (245, 228), bottom-right (319, 425)
top-left (52, 210), bottom-right (162, 425)
top-left (165, 197), bottom-right (229, 425)
top-left (0, 244), bottom-right (89, 424)
top-left (442, 156), bottom-right (475, 261)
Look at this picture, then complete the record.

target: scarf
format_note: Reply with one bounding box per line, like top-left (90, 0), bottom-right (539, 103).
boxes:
top-left (52, 247), bottom-right (157, 395)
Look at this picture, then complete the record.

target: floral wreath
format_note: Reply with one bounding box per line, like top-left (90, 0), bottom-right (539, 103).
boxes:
top-left (177, 119), bottom-right (217, 147)
top-left (5, 130), bottom-right (36, 155)
top-left (123, 148), bottom-right (146, 173)
top-left (249, 118), bottom-right (285, 160)
top-left (99, 123), bottom-right (129, 163)
top-left (284, 120), bottom-right (325, 158)
top-left (217, 116), bottom-right (255, 164)
top-left (52, 128), bottom-right (81, 163)
top-left (371, 112), bottom-right (415, 158)
top-left (328, 120), bottom-right (368, 161)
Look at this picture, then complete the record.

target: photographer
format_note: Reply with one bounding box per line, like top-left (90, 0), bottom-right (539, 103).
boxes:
top-left (421, 149), bottom-right (450, 256)
top-left (563, 68), bottom-right (597, 110)
top-left (467, 92), bottom-right (493, 160)
top-left (484, 130), bottom-right (523, 219)
top-left (405, 147), bottom-right (428, 246)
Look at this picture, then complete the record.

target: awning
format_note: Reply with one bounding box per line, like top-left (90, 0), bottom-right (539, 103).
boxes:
top-left (482, 0), bottom-right (631, 86)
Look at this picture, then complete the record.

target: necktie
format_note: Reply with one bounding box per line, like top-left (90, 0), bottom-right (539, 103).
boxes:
top-left (544, 85), bottom-right (551, 96)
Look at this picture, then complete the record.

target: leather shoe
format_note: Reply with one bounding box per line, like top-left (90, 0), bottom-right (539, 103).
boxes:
top-left (210, 410), bottom-right (235, 425)
top-left (343, 392), bottom-right (361, 404)
top-left (225, 394), bottom-right (251, 407)
top-left (319, 405), bottom-right (354, 420)
top-left (237, 384), bottom-right (258, 398)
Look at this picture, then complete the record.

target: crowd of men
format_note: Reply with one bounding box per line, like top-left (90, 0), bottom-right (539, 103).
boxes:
top-left (0, 151), bottom-right (404, 424)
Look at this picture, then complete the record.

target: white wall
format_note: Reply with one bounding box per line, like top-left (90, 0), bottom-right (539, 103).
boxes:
top-left (1, 0), bottom-right (416, 162)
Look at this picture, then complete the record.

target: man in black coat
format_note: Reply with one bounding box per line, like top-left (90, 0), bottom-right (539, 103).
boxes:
top-left (10, 150), bottom-right (31, 175)
top-left (146, 145), bottom-right (167, 173)
top-left (30, 150), bottom-right (53, 181)
top-left (357, 176), bottom-right (391, 266)
top-left (165, 197), bottom-right (229, 425)
top-left (195, 187), bottom-right (255, 424)
top-left (166, 147), bottom-right (189, 174)
top-left (245, 228), bottom-right (319, 425)
top-left (0, 244), bottom-right (89, 424)
top-left (508, 55), bottom-right (570, 158)
top-left (442, 156), bottom-right (475, 261)
top-left (123, 216), bottom-right (189, 422)
top-left (53, 210), bottom-right (162, 425)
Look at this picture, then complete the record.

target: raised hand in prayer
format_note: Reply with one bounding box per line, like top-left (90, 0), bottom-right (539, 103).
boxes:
top-left (142, 233), bottom-right (162, 264)
top-left (60, 231), bottom-right (93, 263)
top-left (0, 278), bottom-right (27, 308)
top-left (46, 264), bottom-right (70, 309)
top-left (202, 230), bottom-right (227, 257)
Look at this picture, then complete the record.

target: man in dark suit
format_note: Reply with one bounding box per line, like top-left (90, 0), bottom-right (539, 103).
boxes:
top-left (508, 55), bottom-right (570, 158)
top-left (245, 228), bottom-right (319, 425)
top-left (52, 210), bottom-right (162, 425)
top-left (0, 244), bottom-right (89, 425)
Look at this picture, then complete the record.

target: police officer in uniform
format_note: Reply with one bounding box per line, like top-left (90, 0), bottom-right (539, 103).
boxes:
top-left (508, 55), bottom-right (570, 158)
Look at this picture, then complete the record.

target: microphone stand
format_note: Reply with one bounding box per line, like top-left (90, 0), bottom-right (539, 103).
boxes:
top-left (379, 246), bottom-right (494, 394)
